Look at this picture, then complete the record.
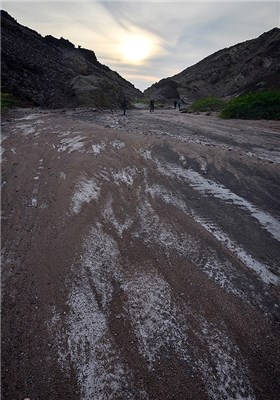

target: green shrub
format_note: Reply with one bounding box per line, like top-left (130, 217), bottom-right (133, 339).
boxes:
top-left (190, 96), bottom-right (226, 112)
top-left (1, 92), bottom-right (18, 110)
top-left (220, 90), bottom-right (280, 120)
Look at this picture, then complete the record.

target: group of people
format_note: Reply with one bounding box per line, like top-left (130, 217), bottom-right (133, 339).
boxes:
top-left (120, 97), bottom-right (183, 115)
top-left (149, 99), bottom-right (183, 112)
top-left (121, 98), bottom-right (155, 114)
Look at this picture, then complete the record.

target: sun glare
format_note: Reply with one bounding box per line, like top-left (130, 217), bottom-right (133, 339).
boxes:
top-left (119, 36), bottom-right (153, 64)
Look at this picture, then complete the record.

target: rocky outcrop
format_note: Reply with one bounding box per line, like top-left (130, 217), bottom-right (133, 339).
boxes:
top-left (1, 10), bottom-right (142, 108)
top-left (144, 28), bottom-right (280, 103)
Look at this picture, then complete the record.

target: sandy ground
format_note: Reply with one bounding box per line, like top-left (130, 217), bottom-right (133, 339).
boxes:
top-left (1, 107), bottom-right (280, 400)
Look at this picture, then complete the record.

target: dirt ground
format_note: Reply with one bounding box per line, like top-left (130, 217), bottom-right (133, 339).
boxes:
top-left (1, 107), bottom-right (280, 400)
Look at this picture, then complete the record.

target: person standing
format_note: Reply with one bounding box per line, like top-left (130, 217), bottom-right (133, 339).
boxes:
top-left (149, 100), bottom-right (155, 112)
top-left (174, 100), bottom-right (177, 109)
top-left (178, 99), bottom-right (182, 111)
top-left (121, 97), bottom-right (127, 115)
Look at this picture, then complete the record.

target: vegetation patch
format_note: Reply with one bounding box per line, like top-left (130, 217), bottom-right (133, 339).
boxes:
top-left (220, 90), bottom-right (280, 120)
top-left (189, 96), bottom-right (226, 112)
top-left (1, 92), bottom-right (19, 111)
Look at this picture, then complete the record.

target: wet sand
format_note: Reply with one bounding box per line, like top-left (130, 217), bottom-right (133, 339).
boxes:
top-left (1, 108), bottom-right (280, 399)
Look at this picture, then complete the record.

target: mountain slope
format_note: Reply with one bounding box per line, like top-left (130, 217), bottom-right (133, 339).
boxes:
top-left (144, 28), bottom-right (280, 103)
top-left (1, 10), bottom-right (142, 108)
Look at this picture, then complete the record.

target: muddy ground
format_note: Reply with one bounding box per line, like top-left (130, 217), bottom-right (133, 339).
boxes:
top-left (1, 107), bottom-right (280, 400)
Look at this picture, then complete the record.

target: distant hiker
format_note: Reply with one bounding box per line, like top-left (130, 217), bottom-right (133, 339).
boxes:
top-left (149, 100), bottom-right (155, 112)
top-left (121, 97), bottom-right (127, 115)
top-left (174, 100), bottom-right (177, 109)
top-left (178, 99), bottom-right (182, 111)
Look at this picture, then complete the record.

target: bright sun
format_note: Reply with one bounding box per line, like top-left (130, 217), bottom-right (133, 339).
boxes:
top-left (119, 36), bottom-right (152, 64)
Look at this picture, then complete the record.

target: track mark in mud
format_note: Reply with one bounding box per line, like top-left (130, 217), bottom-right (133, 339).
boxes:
top-left (196, 319), bottom-right (256, 400)
top-left (50, 222), bottom-right (256, 400)
top-left (139, 171), bottom-right (278, 308)
top-left (120, 263), bottom-right (255, 399)
top-left (50, 225), bottom-right (147, 399)
top-left (79, 224), bottom-right (121, 311)
top-left (137, 188), bottom-right (249, 300)
top-left (51, 289), bottom-right (143, 400)
top-left (147, 156), bottom-right (280, 283)
top-left (153, 158), bottom-right (280, 242)
top-left (193, 214), bottom-right (279, 285)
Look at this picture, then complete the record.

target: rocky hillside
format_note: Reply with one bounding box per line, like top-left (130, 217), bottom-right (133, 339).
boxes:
top-left (1, 10), bottom-right (142, 108)
top-left (144, 28), bottom-right (280, 103)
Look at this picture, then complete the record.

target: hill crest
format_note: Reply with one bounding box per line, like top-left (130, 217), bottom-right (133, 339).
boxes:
top-left (144, 28), bottom-right (280, 103)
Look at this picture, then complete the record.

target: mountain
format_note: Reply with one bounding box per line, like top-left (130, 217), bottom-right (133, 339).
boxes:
top-left (144, 28), bottom-right (280, 103)
top-left (1, 10), bottom-right (142, 108)
top-left (2, 10), bottom-right (279, 108)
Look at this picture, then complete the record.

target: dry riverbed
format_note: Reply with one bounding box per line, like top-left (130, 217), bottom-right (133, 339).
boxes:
top-left (1, 107), bottom-right (280, 399)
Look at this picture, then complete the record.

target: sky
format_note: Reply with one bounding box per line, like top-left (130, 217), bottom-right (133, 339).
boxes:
top-left (2, 1), bottom-right (279, 91)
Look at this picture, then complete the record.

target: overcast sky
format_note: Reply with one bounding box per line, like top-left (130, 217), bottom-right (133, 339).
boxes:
top-left (2, 1), bottom-right (279, 91)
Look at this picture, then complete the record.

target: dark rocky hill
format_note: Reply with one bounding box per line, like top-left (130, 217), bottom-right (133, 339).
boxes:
top-left (144, 28), bottom-right (280, 104)
top-left (1, 10), bottom-right (142, 108)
